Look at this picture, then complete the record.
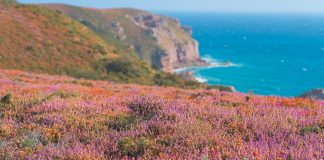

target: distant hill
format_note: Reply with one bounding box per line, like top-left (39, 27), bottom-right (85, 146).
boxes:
top-left (43, 4), bottom-right (208, 72)
top-left (0, 2), bottom-right (203, 88)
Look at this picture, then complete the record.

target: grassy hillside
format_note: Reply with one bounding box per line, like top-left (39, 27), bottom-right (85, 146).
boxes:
top-left (43, 4), bottom-right (165, 67)
top-left (0, 69), bottom-right (322, 159)
top-left (0, 2), bottom-right (204, 88)
top-left (43, 4), bottom-right (199, 70)
top-left (0, 2), bottom-right (113, 75)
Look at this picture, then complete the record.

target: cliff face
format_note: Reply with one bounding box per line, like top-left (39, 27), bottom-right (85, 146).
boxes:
top-left (44, 5), bottom-right (207, 72)
top-left (129, 12), bottom-right (207, 72)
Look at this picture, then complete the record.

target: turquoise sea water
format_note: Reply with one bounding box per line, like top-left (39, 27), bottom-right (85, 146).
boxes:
top-left (163, 13), bottom-right (324, 96)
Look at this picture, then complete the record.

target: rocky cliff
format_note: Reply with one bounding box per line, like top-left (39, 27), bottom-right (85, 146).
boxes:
top-left (129, 12), bottom-right (208, 72)
top-left (44, 5), bottom-right (208, 72)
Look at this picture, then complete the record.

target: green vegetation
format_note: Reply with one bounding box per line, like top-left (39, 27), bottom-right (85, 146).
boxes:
top-left (154, 72), bottom-right (204, 89)
top-left (207, 85), bottom-right (235, 92)
top-left (118, 137), bottom-right (154, 158)
top-left (101, 57), bottom-right (154, 84)
top-left (0, 93), bottom-right (12, 104)
top-left (300, 125), bottom-right (323, 136)
top-left (0, 0), bottom-right (17, 5)
top-left (107, 114), bottom-right (138, 131)
top-left (21, 136), bottom-right (39, 149)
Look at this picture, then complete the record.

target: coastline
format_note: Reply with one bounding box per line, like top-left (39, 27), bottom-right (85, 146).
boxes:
top-left (174, 55), bottom-right (240, 83)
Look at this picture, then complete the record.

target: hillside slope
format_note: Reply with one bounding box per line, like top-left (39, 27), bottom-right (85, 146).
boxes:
top-left (43, 4), bottom-right (208, 72)
top-left (0, 2), bottom-right (205, 87)
top-left (0, 69), bottom-right (322, 159)
top-left (0, 2), bottom-right (151, 83)
top-left (0, 3), bottom-right (112, 74)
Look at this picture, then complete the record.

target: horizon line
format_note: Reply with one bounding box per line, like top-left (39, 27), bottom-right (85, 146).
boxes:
top-left (19, 2), bottom-right (324, 15)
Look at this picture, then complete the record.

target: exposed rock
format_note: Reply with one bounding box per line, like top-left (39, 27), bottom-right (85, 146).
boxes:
top-left (177, 71), bottom-right (196, 81)
top-left (300, 89), bottom-right (324, 100)
top-left (129, 12), bottom-right (209, 72)
top-left (110, 21), bottom-right (127, 40)
top-left (181, 26), bottom-right (193, 36)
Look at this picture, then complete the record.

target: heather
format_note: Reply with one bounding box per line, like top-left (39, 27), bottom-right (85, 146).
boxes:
top-left (0, 69), bottom-right (323, 159)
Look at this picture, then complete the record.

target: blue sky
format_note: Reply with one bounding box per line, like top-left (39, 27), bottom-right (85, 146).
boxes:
top-left (19, 0), bottom-right (324, 13)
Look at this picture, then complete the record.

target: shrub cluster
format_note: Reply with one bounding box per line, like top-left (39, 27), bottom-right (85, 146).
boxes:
top-left (127, 96), bottom-right (164, 120)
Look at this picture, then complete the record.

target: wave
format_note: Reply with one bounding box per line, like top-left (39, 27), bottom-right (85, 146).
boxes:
top-left (174, 54), bottom-right (242, 84)
top-left (201, 55), bottom-right (242, 68)
top-left (175, 55), bottom-right (242, 73)
top-left (195, 76), bottom-right (208, 83)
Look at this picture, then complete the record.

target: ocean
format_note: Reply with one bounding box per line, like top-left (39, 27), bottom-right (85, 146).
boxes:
top-left (162, 12), bottom-right (324, 97)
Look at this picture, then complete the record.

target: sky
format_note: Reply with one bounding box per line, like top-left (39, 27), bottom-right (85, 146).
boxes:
top-left (19, 0), bottom-right (324, 13)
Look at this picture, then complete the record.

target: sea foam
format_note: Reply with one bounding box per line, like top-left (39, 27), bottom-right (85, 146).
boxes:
top-left (175, 55), bottom-right (241, 84)
top-left (195, 76), bottom-right (208, 83)
top-left (175, 55), bottom-right (241, 73)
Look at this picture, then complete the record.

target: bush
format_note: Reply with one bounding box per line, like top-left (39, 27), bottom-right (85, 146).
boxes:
top-left (153, 72), bottom-right (184, 87)
top-left (184, 80), bottom-right (205, 89)
top-left (52, 91), bottom-right (79, 99)
top-left (300, 125), bottom-right (322, 136)
top-left (128, 97), bottom-right (164, 120)
top-left (118, 137), bottom-right (137, 157)
top-left (153, 72), bottom-right (204, 89)
top-left (107, 114), bottom-right (137, 131)
top-left (105, 58), bottom-right (151, 79)
top-left (146, 121), bottom-right (175, 136)
top-left (207, 85), bottom-right (235, 92)
top-left (117, 137), bottom-right (153, 158)
top-left (21, 137), bottom-right (38, 149)
top-left (0, 93), bottom-right (12, 104)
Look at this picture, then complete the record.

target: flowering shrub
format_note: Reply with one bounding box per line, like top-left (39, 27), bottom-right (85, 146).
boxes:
top-left (128, 96), bottom-right (164, 120)
top-left (0, 69), bottom-right (322, 159)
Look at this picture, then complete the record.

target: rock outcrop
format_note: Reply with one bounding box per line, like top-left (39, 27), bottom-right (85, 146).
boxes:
top-left (300, 89), bottom-right (324, 100)
top-left (129, 12), bottom-right (208, 72)
top-left (110, 21), bottom-right (127, 40)
top-left (177, 71), bottom-right (196, 81)
top-left (181, 26), bottom-right (193, 36)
